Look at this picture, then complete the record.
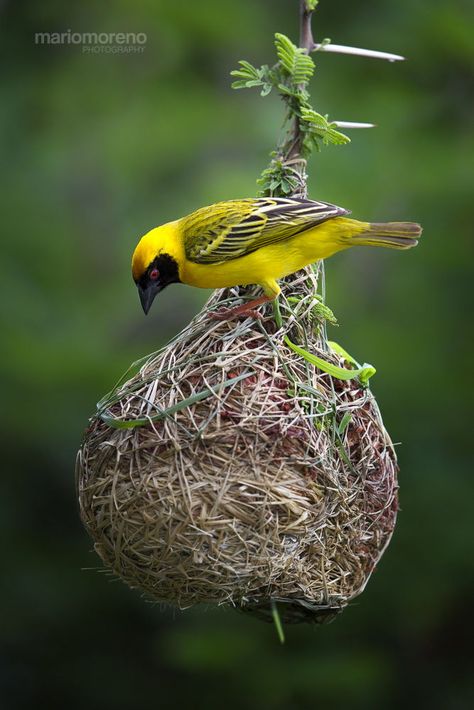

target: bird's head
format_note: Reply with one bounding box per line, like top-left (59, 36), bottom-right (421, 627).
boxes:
top-left (132, 228), bottom-right (181, 314)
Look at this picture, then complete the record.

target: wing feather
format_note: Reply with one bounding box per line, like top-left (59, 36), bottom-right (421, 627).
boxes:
top-left (182, 197), bottom-right (349, 264)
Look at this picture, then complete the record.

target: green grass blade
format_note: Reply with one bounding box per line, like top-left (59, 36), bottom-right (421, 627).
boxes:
top-left (99, 371), bottom-right (254, 430)
top-left (284, 336), bottom-right (376, 385)
top-left (337, 411), bottom-right (352, 435)
top-left (271, 600), bottom-right (286, 644)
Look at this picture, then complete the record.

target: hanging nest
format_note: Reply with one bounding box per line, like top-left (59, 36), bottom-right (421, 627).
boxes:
top-left (76, 265), bottom-right (399, 624)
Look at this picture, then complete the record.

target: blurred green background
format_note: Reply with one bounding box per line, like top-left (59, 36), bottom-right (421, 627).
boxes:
top-left (2, 0), bottom-right (473, 708)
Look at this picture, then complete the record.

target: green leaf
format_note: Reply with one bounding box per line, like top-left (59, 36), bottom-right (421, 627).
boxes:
top-left (243, 79), bottom-right (264, 88)
top-left (312, 301), bottom-right (338, 325)
top-left (230, 59), bottom-right (260, 79)
top-left (326, 125), bottom-right (351, 145)
top-left (274, 33), bottom-right (314, 85)
top-left (301, 107), bottom-right (326, 126)
top-left (231, 80), bottom-right (258, 90)
top-left (230, 70), bottom-right (253, 79)
top-left (300, 107), bottom-right (351, 146)
top-left (277, 83), bottom-right (297, 96)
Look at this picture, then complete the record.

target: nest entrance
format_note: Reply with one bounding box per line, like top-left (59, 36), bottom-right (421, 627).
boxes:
top-left (77, 267), bottom-right (398, 624)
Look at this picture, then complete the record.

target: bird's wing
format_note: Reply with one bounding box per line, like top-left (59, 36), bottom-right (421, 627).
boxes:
top-left (182, 197), bottom-right (350, 264)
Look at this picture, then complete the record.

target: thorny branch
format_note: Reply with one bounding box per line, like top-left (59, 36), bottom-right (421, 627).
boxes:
top-left (286, 0), bottom-right (317, 168)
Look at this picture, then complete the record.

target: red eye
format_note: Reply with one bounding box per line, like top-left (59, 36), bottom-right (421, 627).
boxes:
top-left (149, 268), bottom-right (159, 281)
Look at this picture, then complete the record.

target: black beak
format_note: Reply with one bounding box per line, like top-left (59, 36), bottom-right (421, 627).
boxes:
top-left (138, 282), bottom-right (161, 315)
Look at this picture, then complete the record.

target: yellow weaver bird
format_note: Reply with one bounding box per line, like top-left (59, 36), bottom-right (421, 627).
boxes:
top-left (132, 197), bottom-right (422, 319)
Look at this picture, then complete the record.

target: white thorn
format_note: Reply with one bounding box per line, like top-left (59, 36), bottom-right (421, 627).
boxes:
top-left (313, 43), bottom-right (405, 62)
top-left (332, 121), bottom-right (376, 129)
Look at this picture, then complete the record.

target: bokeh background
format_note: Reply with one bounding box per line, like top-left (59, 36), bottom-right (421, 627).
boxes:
top-left (2, 0), bottom-right (473, 708)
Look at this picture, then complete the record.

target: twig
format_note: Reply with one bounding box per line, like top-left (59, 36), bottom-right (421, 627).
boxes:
top-left (287, 0), bottom-right (317, 162)
top-left (300, 1), bottom-right (315, 54)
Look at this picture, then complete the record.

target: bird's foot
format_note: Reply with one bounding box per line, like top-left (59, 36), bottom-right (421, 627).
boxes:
top-left (208, 306), bottom-right (264, 321)
top-left (208, 294), bottom-right (272, 322)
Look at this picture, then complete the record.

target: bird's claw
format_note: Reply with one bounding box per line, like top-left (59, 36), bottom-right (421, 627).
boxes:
top-left (208, 307), bottom-right (264, 321)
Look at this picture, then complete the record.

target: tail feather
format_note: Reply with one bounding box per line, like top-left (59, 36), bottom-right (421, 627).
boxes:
top-left (350, 221), bottom-right (422, 249)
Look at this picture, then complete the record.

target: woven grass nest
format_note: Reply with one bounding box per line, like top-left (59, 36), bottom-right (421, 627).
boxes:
top-left (76, 265), bottom-right (398, 624)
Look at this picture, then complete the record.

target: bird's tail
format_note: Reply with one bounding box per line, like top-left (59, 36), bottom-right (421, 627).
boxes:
top-left (347, 221), bottom-right (422, 249)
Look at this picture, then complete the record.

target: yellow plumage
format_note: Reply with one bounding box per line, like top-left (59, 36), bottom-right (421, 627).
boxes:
top-left (132, 197), bottom-right (422, 316)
